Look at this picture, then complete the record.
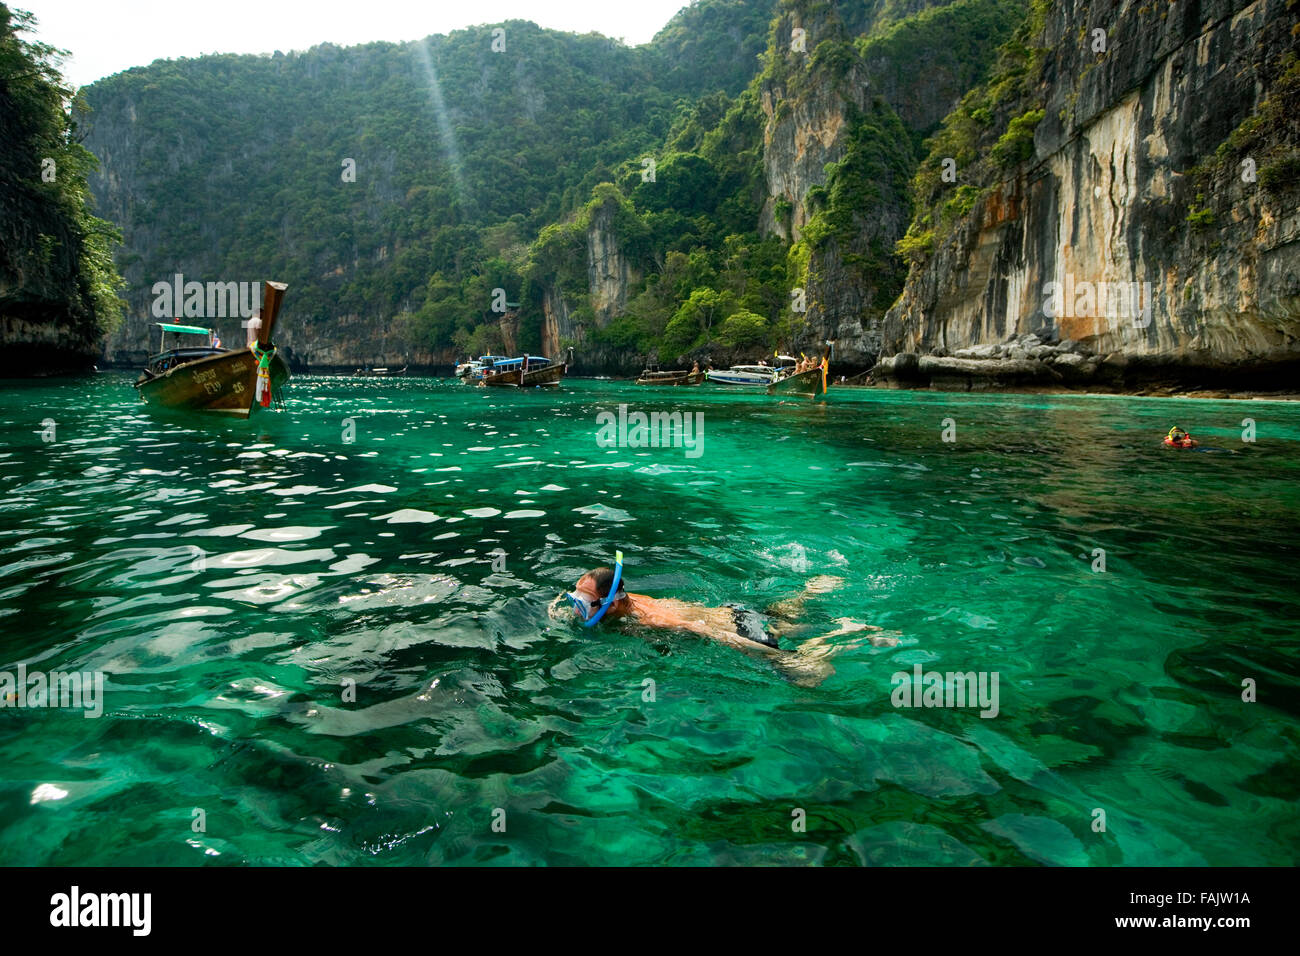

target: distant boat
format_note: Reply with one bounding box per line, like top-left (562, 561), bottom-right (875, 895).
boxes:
top-left (134, 280), bottom-right (289, 418)
top-left (354, 366), bottom-right (407, 376)
top-left (635, 366), bottom-right (704, 386)
top-left (479, 349), bottom-right (572, 388)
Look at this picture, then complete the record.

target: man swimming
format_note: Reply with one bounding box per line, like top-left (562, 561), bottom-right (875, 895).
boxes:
top-left (549, 552), bottom-right (897, 687)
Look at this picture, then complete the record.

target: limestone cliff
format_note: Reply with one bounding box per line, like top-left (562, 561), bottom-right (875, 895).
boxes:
top-left (757, 6), bottom-right (861, 241)
top-left (880, 0), bottom-right (1300, 389)
top-left (758, 0), bottom-right (1023, 368)
top-left (538, 190), bottom-right (643, 375)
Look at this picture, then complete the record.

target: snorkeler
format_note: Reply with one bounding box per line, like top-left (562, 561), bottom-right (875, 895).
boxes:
top-left (1164, 425), bottom-right (1199, 448)
top-left (550, 552), bottom-right (897, 687)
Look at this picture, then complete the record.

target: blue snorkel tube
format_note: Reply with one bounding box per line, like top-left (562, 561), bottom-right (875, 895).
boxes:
top-left (582, 550), bottom-right (624, 627)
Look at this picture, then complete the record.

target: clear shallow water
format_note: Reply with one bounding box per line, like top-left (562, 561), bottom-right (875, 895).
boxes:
top-left (1, 373), bottom-right (1297, 866)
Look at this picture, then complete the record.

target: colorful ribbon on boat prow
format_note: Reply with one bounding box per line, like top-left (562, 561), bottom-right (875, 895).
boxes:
top-left (252, 343), bottom-right (276, 408)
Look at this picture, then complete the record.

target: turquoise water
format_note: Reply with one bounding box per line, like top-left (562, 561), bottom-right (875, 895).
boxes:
top-left (1, 373), bottom-right (1297, 866)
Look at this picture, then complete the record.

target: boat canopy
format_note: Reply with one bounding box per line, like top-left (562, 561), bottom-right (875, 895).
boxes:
top-left (490, 355), bottom-right (552, 369)
top-left (776, 355), bottom-right (798, 362)
top-left (157, 323), bottom-right (212, 335)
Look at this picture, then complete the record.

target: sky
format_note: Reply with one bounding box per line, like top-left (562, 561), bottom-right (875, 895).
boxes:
top-left (18, 0), bottom-right (697, 89)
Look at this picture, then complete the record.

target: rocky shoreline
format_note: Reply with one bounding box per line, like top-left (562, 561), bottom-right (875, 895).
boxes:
top-left (863, 331), bottom-right (1300, 398)
top-left (56, 339), bottom-right (1300, 401)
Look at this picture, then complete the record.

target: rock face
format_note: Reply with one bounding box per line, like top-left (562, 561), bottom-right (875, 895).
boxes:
top-left (872, 332), bottom-right (1110, 389)
top-left (0, 229), bottom-right (105, 375)
top-left (758, 11), bottom-right (859, 241)
top-left (0, 316), bottom-right (103, 377)
top-left (758, 3), bottom-right (891, 371)
top-left (882, 0), bottom-right (1300, 389)
top-left (66, 1), bottom-right (1297, 385)
top-left (538, 194), bottom-right (643, 375)
top-left (275, 312), bottom-right (454, 373)
top-left (757, 0), bottom-right (1021, 371)
top-left (584, 200), bottom-right (637, 329)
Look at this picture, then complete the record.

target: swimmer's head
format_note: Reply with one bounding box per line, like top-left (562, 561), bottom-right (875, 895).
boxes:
top-left (570, 566), bottom-right (631, 623)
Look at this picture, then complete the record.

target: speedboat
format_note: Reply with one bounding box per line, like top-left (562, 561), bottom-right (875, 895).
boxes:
top-left (705, 360), bottom-right (795, 387)
top-left (456, 355), bottom-right (510, 381)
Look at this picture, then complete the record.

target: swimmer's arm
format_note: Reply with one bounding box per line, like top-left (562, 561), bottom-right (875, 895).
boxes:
top-left (679, 619), bottom-right (784, 656)
top-left (716, 630), bottom-right (785, 655)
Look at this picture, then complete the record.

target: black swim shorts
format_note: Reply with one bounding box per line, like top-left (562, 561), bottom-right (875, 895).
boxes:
top-left (723, 603), bottom-right (779, 648)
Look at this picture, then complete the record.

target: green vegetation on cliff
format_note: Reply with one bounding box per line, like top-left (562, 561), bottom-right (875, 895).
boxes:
top-left (1190, 50), bottom-right (1300, 208)
top-left (895, 0), bottom-right (1050, 265)
top-left (0, 4), bottom-right (123, 372)
top-left (523, 0), bottom-right (1025, 363)
top-left (85, 6), bottom-right (789, 363)
top-left (79, 0), bottom-right (1027, 367)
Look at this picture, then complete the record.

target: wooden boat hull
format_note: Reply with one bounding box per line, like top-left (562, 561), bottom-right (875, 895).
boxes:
top-left (635, 370), bottom-right (704, 386)
top-left (480, 361), bottom-right (565, 387)
top-left (523, 363), bottom-right (564, 387)
top-left (766, 366), bottom-right (826, 398)
top-left (135, 347), bottom-right (290, 418)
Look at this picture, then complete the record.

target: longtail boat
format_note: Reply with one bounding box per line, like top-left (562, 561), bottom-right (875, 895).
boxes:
top-left (766, 346), bottom-right (831, 399)
top-left (479, 349), bottom-right (571, 388)
top-left (766, 366), bottom-right (826, 398)
top-left (635, 366), bottom-right (704, 386)
top-left (134, 280), bottom-right (289, 418)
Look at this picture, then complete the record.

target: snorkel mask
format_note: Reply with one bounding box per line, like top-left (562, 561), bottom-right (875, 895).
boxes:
top-left (564, 551), bottom-right (625, 627)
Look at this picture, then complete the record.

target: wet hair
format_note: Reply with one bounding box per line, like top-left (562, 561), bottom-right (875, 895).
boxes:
top-left (584, 566), bottom-right (628, 599)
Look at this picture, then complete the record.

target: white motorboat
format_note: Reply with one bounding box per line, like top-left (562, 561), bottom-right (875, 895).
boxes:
top-left (706, 359), bottom-right (796, 387)
top-left (455, 355), bottom-right (510, 381)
